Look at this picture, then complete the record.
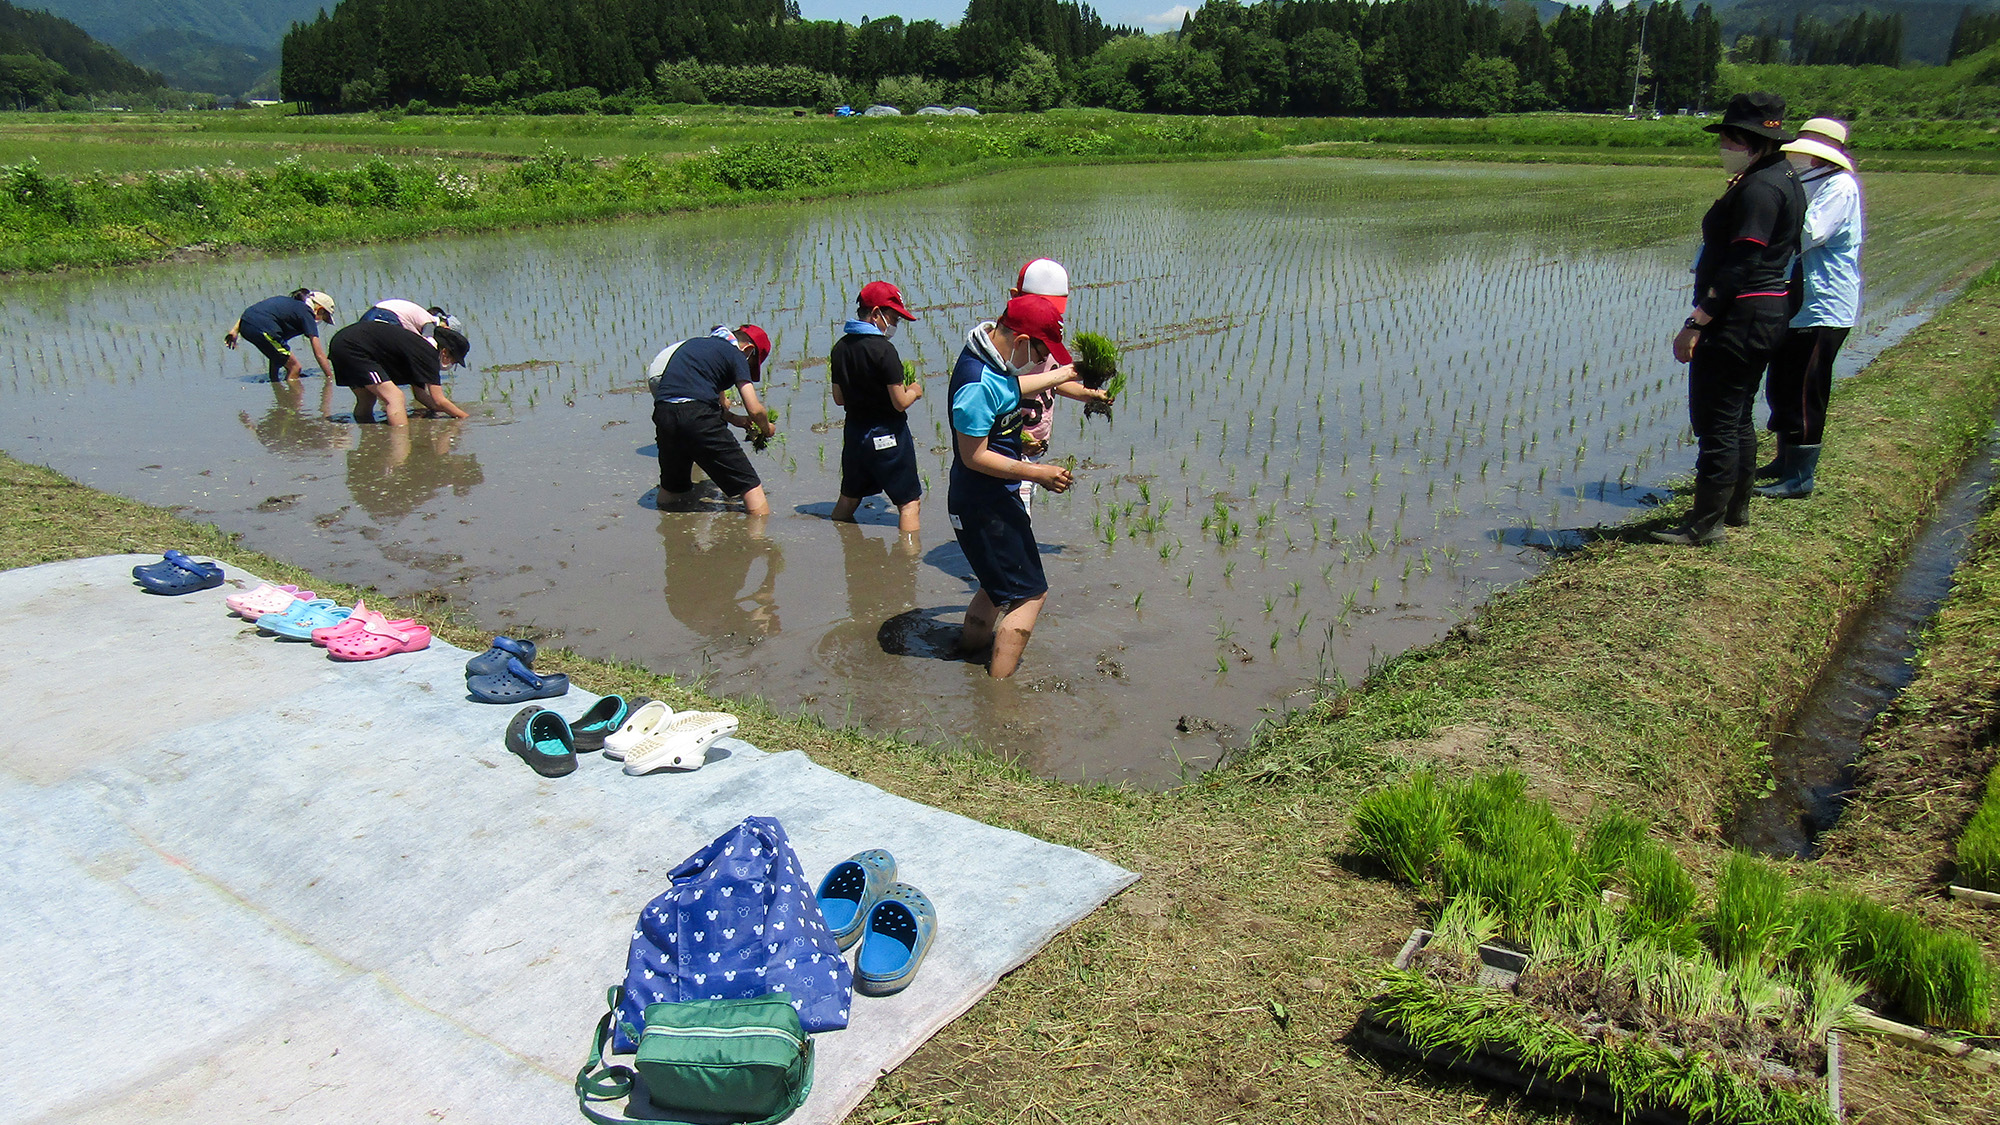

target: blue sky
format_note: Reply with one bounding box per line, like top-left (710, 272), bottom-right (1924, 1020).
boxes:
top-left (798, 2), bottom-right (1193, 32)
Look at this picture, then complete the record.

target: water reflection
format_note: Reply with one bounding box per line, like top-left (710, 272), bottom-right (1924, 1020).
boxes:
top-left (344, 421), bottom-right (483, 522)
top-left (814, 524), bottom-right (921, 677)
top-left (239, 376), bottom-right (346, 460)
top-left (659, 511), bottom-right (784, 653)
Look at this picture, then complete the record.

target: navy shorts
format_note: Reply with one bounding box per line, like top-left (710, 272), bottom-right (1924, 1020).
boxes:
top-left (950, 491), bottom-right (1047, 606)
top-left (238, 315), bottom-right (292, 376)
top-left (840, 420), bottom-right (922, 506)
top-left (654, 399), bottom-right (762, 498)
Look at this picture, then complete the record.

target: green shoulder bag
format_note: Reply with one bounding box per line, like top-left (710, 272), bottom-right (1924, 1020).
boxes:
top-left (576, 987), bottom-right (814, 1125)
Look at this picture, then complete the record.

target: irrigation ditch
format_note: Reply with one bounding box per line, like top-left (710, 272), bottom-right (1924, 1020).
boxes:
top-left (1731, 423), bottom-right (2000, 859)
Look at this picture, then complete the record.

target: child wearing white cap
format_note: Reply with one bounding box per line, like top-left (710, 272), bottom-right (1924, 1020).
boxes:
top-left (1009, 258), bottom-right (1111, 512)
top-left (1757, 117), bottom-right (1863, 500)
top-left (225, 288), bottom-right (336, 382)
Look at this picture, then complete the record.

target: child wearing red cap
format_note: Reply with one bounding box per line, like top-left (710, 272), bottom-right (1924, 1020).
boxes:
top-left (647, 324), bottom-right (776, 516)
top-left (830, 281), bottom-right (924, 533)
top-left (1009, 259), bottom-right (1110, 512)
top-left (947, 294), bottom-right (1085, 678)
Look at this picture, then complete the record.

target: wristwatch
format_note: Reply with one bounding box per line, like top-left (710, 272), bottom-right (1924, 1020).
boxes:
top-left (1682, 316), bottom-right (1705, 332)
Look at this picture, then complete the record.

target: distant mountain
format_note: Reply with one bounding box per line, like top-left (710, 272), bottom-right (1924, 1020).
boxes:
top-left (1707, 0), bottom-right (2000, 65)
top-left (117, 27), bottom-right (276, 96)
top-left (22, 0), bottom-right (328, 52)
top-left (0, 0), bottom-right (163, 101)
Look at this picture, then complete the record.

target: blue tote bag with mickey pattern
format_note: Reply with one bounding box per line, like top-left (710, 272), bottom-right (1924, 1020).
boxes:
top-left (614, 816), bottom-right (852, 1051)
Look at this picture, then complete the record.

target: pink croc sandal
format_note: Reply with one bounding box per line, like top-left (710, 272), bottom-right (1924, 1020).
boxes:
top-left (226, 583), bottom-right (310, 619)
top-left (325, 615), bottom-right (431, 661)
top-left (310, 600), bottom-right (371, 645)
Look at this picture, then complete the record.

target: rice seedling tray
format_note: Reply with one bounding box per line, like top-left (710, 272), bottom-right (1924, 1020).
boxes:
top-left (1359, 929), bottom-right (1844, 1125)
top-left (1946, 883), bottom-right (2000, 908)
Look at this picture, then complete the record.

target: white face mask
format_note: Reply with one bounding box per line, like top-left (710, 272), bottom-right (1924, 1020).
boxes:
top-left (1007, 338), bottom-right (1038, 376)
top-left (881, 317), bottom-right (899, 339)
top-left (1721, 146), bottom-right (1754, 176)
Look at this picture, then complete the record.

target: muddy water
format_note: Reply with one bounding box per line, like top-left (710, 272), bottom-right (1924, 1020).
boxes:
top-left (1730, 429), bottom-right (2000, 858)
top-left (5, 161), bottom-right (1999, 786)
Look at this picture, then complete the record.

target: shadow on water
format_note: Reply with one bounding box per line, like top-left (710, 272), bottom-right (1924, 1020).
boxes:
top-left (1730, 425), bottom-right (2000, 858)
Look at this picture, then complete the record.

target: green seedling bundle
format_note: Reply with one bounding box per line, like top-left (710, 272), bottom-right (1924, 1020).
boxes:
top-left (1072, 332), bottom-right (1124, 419)
top-left (1351, 768), bottom-right (1998, 1124)
top-left (1956, 762), bottom-right (2000, 891)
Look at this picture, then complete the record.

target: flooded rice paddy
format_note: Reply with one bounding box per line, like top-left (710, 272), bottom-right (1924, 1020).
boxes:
top-left (6, 160), bottom-right (2000, 786)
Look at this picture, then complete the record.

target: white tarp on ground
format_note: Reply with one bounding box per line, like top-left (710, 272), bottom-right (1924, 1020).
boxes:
top-left (0, 556), bottom-right (1136, 1125)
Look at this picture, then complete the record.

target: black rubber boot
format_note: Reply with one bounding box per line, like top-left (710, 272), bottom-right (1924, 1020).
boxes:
top-left (1651, 480), bottom-right (1729, 545)
top-left (1725, 472), bottom-right (1754, 527)
top-left (1753, 436), bottom-right (1788, 482)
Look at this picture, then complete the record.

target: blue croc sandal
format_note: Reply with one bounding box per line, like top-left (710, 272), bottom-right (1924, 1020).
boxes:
top-left (468, 656), bottom-right (569, 704)
top-left (817, 849), bottom-right (897, 952)
top-left (256, 598), bottom-right (345, 639)
top-left (134, 552), bottom-right (224, 594)
top-left (263, 600), bottom-right (354, 640)
top-left (856, 882), bottom-right (935, 997)
top-left (466, 636), bottom-right (536, 678)
top-left (504, 706), bottom-right (576, 777)
top-left (570, 694), bottom-right (647, 753)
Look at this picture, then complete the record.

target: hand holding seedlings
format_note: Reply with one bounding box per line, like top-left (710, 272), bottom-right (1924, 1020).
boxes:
top-left (1037, 461), bottom-right (1075, 494)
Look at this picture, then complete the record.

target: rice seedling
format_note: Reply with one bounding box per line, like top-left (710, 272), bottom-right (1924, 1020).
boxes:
top-left (1955, 761), bottom-right (2000, 891)
top-left (1711, 852), bottom-right (1795, 972)
top-left (1348, 768), bottom-right (1452, 885)
top-left (1619, 842), bottom-right (1702, 956)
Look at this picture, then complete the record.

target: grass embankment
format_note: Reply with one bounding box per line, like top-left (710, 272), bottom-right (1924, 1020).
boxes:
top-left (4, 107), bottom-right (1998, 274)
top-left (10, 277), bottom-right (2000, 1123)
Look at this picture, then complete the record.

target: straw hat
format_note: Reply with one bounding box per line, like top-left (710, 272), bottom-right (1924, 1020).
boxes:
top-left (1796, 117), bottom-right (1849, 146)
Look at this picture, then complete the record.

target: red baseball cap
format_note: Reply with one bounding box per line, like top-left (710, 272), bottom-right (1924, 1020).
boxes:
top-left (857, 280), bottom-right (918, 321)
top-left (735, 324), bottom-right (771, 381)
top-left (998, 294), bottom-right (1070, 367)
top-left (1015, 258), bottom-right (1068, 316)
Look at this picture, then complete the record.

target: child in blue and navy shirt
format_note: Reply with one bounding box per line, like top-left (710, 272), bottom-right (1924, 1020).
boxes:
top-left (947, 294), bottom-right (1085, 679)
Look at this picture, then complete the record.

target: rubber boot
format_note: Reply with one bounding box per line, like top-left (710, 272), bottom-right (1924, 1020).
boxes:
top-left (1753, 435), bottom-right (1788, 482)
top-left (1651, 479), bottom-right (1729, 545)
top-left (1756, 445), bottom-right (1821, 499)
top-left (1725, 471), bottom-right (1753, 527)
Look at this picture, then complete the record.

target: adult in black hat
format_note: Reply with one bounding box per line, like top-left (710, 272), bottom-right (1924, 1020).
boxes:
top-left (1656, 91), bottom-right (1816, 544)
top-left (1654, 92), bottom-right (1806, 546)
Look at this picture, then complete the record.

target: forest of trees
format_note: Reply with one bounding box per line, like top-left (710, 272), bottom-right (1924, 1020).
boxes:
top-left (283, 0), bottom-right (1728, 117)
top-left (1731, 11), bottom-right (1908, 66)
top-left (0, 0), bottom-right (165, 108)
top-left (1951, 5), bottom-right (2000, 59)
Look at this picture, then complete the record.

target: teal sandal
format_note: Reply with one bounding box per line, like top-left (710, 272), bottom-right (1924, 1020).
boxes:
top-left (815, 849), bottom-right (896, 952)
top-left (856, 882), bottom-right (935, 997)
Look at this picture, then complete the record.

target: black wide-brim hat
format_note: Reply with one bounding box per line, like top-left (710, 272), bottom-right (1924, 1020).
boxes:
top-left (1704, 91), bottom-right (1793, 143)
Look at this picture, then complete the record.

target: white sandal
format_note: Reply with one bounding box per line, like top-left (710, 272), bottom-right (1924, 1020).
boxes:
top-left (601, 700), bottom-right (673, 761)
top-left (622, 712), bottom-right (737, 776)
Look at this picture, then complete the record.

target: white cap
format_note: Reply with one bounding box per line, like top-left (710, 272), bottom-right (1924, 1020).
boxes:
top-left (1796, 117), bottom-right (1849, 146)
top-left (302, 291), bottom-right (336, 319)
top-left (1017, 258), bottom-right (1068, 297)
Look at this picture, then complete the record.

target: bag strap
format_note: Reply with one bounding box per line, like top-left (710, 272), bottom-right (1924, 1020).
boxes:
top-left (575, 987), bottom-right (816, 1125)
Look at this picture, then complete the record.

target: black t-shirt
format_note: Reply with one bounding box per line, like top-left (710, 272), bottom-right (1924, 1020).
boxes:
top-left (830, 332), bottom-right (906, 429)
top-left (327, 319), bottom-right (442, 385)
top-left (653, 336), bottom-right (751, 403)
top-left (1694, 155), bottom-right (1805, 317)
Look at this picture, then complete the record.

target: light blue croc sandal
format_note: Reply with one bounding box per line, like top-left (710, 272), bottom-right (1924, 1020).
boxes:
top-left (855, 882), bottom-right (935, 997)
top-left (816, 849), bottom-right (896, 952)
top-left (258, 599), bottom-right (349, 640)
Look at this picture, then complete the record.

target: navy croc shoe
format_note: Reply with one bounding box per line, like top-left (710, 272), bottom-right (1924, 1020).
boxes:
top-left (134, 552), bottom-right (224, 594)
top-left (570, 694), bottom-right (647, 753)
top-left (465, 636), bottom-right (536, 678)
top-left (468, 656), bottom-right (569, 704)
top-left (505, 706), bottom-right (576, 777)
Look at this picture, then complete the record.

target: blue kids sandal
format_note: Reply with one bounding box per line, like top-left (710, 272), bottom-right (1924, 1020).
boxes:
top-left (467, 656), bottom-right (569, 703)
top-left (855, 882), bottom-right (935, 996)
top-left (465, 636), bottom-right (537, 678)
top-left (504, 706), bottom-right (576, 777)
top-left (134, 552), bottom-right (224, 594)
top-left (816, 849), bottom-right (897, 952)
